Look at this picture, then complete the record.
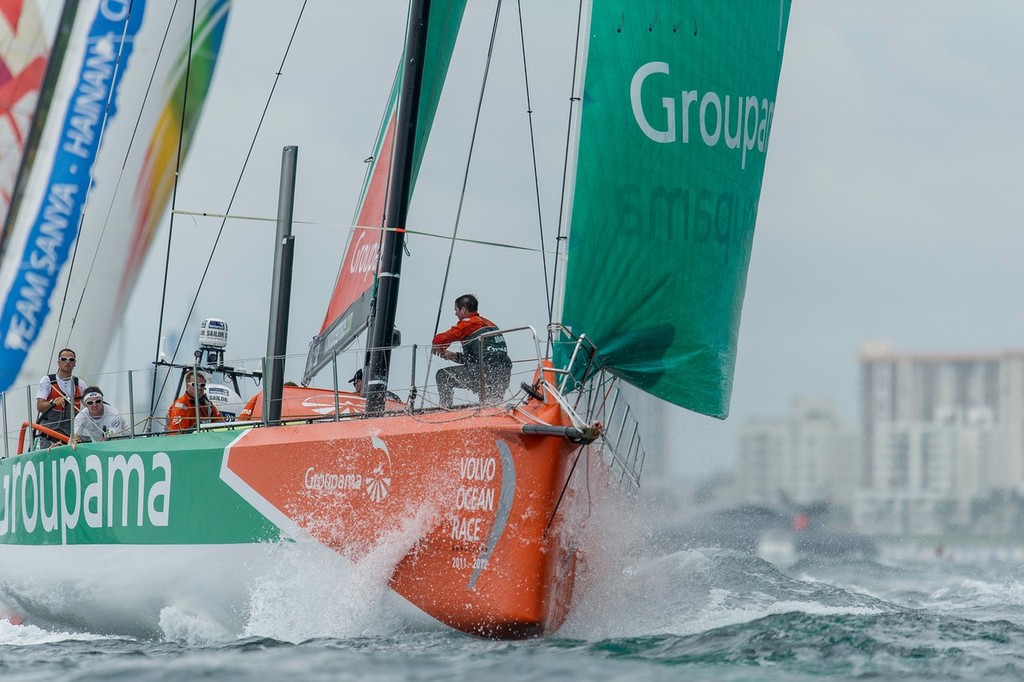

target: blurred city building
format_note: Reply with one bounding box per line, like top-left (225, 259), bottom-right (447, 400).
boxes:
top-left (853, 343), bottom-right (1024, 535)
top-left (736, 395), bottom-right (859, 509)
top-left (625, 383), bottom-right (671, 483)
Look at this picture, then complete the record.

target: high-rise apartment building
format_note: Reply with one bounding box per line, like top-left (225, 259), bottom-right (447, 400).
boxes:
top-left (855, 343), bottom-right (1024, 534)
top-left (737, 396), bottom-right (858, 508)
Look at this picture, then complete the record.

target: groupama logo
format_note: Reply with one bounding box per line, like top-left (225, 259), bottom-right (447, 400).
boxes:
top-left (0, 452), bottom-right (171, 543)
top-left (630, 61), bottom-right (777, 170)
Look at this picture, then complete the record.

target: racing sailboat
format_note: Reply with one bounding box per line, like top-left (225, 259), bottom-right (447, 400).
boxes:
top-left (0, 0), bottom-right (791, 639)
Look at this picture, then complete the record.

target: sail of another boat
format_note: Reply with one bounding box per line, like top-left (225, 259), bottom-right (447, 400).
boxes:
top-left (0, 1), bottom-right (68, 235)
top-left (0, 0), bottom-right (229, 394)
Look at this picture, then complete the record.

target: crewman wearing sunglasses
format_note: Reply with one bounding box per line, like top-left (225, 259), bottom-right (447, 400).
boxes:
top-left (35, 348), bottom-right (82, 447)
top-left (73, 386), bottom-right (128, 442)
top-left (167, 370), bottom-right (224, 432)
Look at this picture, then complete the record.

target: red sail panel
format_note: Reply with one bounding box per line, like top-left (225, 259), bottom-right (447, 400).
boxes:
top-left (304, 1), bottom-right (468, 383)
top-left (0, 0), bottom-right (61, 237)
top-left (319, 109), bottom-right (397, 332)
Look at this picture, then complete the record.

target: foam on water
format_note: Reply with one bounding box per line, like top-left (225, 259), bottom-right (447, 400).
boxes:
top-left (5, 527), bottom-right (1024, 679)
top-left (0, 617), bottom-right (115, 646)
top-left (565, 546), bottom-right (888, 640)
top-left (158, 606), bottom-right (233, 645)
top-left (0, 496), bottom-right (451, 645)
top-left (559, 489), bottom-right (891, 641)
top-left (921, 572), bottom-right (1024, 620)
top-left (241, 541), bottom-right (396, 642)
top-left (241, 503), bottom-right (445, 642)
top-left (6, 471), bottom-right (1024, 672)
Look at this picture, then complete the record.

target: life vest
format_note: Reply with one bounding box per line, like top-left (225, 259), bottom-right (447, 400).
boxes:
top-left (36, 374), bottom-right (82, 438)
top-left (463, 323), bottom-right (509, 366)
top-left (167, 392), bottom-right (224, 432)
top-left (433, 313), bottom-right (509, 367)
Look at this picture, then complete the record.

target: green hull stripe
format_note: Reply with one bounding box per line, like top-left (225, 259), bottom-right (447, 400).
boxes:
top-left (0, 432), bottom-right (279, 545)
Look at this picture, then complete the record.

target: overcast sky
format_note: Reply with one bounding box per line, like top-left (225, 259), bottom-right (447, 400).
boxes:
top-left (113, 1), bottom-right (1024, 482)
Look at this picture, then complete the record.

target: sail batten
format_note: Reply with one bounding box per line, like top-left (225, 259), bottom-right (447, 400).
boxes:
top-left (559, 0), bottom-right (792, 418)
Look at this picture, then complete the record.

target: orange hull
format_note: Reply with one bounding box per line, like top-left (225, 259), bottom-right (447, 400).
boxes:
top-left (225, 398), bottom-right (584, 637)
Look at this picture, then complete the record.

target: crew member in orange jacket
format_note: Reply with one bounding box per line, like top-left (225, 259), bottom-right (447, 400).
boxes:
top-left (432, 293), bottom-right (511, 408)
top-left (167, 370), bottom-right (224, 432)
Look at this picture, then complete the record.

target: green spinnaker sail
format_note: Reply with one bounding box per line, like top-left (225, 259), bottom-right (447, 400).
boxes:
top-left (560, 0), bottom-right (791, 418)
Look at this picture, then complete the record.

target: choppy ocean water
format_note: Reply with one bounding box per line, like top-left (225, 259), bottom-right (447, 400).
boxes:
top-left (4, 520), bottom-right (1024, 680)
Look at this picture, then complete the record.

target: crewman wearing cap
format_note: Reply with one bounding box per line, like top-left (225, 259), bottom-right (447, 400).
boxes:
top-left (350, 368), bottom-right (401, 402)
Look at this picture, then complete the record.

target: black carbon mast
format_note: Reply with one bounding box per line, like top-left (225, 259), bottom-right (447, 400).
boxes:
top-left (365, 0), bottom-right (431, 413)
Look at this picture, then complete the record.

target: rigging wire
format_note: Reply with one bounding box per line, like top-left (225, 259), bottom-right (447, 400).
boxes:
top-left (171, 210), bottom-right (561, 255)
top-left (324, 0), bottom-right (460, 388)
top-left (151, 0), bottom-right (310, 417)
top-left (422, 0), bottom-right (504, 408)
top-left (151, 0), bottom-right (200, 420)
top-left (430, 0), bottom-right (504, 351)
top-left (514, 0), bottom-right (552, 324)
top-left (547, 0), bottom-right (586, 354)
top-left (49, 0), bottom-right (140, 362)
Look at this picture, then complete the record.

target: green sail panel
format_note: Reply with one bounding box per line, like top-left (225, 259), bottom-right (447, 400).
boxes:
top-left (412, 0), bottom-right (469, 185)
top-left (560, 0), bottom-right (791, 418)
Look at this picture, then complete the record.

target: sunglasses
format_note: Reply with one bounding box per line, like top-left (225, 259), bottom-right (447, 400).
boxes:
top-left (59, 357), bottom-right (76, 363)
top-left (85, 399), bottom-right (102, 406)
top-left (188, 382), bottom-right (207, 388)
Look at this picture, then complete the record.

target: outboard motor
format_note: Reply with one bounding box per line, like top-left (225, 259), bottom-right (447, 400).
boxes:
top-left (196, 318), bottom-right (244, 419)
top-left (197, 317), bottom-right (228, 366)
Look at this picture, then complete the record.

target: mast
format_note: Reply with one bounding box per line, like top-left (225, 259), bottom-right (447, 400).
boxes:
top-left (266, 146), bottom-right (297, 423)
top-left (365, 0), bottom-right (432, 413)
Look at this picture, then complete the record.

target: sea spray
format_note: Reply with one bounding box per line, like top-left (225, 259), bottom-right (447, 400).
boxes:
top-left (557, 478), bottom-right (658, 639)
top-left (243, 501), bottom-right (447, 642)
top-left (159, 606), bottom-right (232, 645)
top-left (0, 618), bottom-right (113, 647)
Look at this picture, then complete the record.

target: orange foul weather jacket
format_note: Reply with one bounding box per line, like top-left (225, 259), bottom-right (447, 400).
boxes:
top-left (432, 312), bottom-right (506, 363)
top-left (167, 392), bottom-right (224, 432)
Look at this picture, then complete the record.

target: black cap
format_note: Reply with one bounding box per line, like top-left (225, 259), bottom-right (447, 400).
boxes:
top-left (349, 369), bottom-right (363, 384)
